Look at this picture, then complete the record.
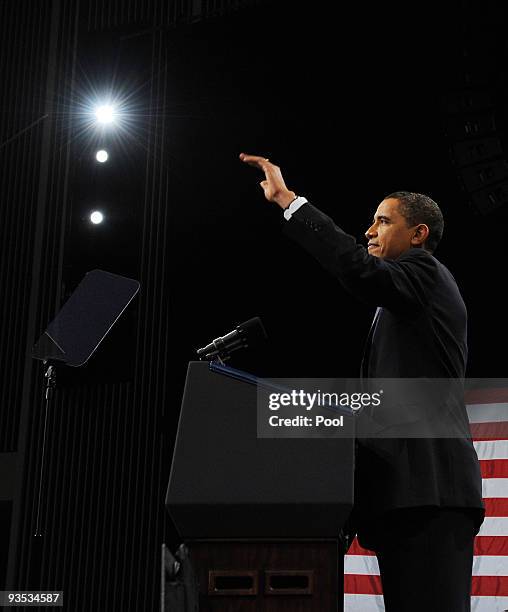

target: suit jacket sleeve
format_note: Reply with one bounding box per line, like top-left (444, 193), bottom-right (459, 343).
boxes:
top-left (282, 202), bottom-right (438, 312)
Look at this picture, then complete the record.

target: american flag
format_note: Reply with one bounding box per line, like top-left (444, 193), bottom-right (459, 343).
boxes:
top-left (344, 387), bottom-right (508, 611)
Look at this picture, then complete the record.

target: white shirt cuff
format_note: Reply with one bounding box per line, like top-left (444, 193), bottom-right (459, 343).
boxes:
top-left (283, 196), bottom-right (308, 220)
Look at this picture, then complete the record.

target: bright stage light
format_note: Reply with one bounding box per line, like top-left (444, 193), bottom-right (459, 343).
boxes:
top-left (95, 150), bottom-right (108, 163)
top-left (95, 104), bottom-right (115, 124)
top-left (90, 211), bottom-right (104, 224)
top-left (73, 87), bottom-right (144, 155)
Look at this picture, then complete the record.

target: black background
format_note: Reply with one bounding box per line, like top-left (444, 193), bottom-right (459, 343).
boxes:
top-left (64, 1), bottom-right (507, 382)
top-left (2, 1), bottom-right (508, 608)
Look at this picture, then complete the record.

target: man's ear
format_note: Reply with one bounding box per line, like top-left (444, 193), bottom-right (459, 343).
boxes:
top-left (411, 224), bottom-right (430, 247)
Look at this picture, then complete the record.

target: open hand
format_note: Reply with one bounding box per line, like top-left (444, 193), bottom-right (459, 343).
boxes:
top-left (239, 152), bottom-right (296, 209)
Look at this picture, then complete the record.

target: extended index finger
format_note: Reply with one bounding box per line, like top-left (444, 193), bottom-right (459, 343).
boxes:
top-left (239, 152), bottom-right (271, 170)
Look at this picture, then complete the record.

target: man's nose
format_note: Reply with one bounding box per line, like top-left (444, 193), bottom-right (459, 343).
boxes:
top-left (365, 224), bottom-right (377, 240)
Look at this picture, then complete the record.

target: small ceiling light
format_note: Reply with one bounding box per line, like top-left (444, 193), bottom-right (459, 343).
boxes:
top-left (90, 211), bottom-right (104, 224)
top-left (95, 150), bottom-right (109, 163)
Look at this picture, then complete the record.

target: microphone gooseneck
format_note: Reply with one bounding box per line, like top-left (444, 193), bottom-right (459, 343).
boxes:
top-left (196, 316), bottom-right (267, 362)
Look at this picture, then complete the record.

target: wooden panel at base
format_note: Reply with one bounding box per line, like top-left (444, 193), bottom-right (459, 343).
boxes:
top-left (188, 539), bottom-right (342, 612)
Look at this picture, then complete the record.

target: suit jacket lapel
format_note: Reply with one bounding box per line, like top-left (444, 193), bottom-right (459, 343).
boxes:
top-left (360, 307), bottom-right (382, 378)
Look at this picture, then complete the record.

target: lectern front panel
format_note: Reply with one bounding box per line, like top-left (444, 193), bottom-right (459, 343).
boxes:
top-left (166, 362), bottom-right (354, 538)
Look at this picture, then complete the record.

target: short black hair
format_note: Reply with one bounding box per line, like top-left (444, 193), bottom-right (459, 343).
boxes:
top-left (385, 191), bottom-right (444, 253)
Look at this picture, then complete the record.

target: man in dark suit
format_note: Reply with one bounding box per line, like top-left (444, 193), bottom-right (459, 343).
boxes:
top-left (239, 152), bottom-right (485, 611)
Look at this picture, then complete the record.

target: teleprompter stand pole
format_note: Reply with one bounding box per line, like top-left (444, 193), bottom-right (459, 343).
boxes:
top-left (33, 361), bottom-right (57, 537)
top-left (31, 269), bottom-right (140, 538)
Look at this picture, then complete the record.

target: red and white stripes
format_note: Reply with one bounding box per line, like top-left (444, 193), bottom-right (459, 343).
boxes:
top-left (344, 390), bottom-right (508, 611)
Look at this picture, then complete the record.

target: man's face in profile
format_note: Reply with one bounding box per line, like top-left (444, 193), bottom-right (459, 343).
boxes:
top-left (365, 198), bottom-right (418, 260)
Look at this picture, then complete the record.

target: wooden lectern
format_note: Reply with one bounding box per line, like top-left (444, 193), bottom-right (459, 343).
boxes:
top-left (166, 361), bottom-right (355, 611)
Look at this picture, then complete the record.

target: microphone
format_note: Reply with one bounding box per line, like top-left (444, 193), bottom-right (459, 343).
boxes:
top-left (196, 317), bottom-right (267, 362)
